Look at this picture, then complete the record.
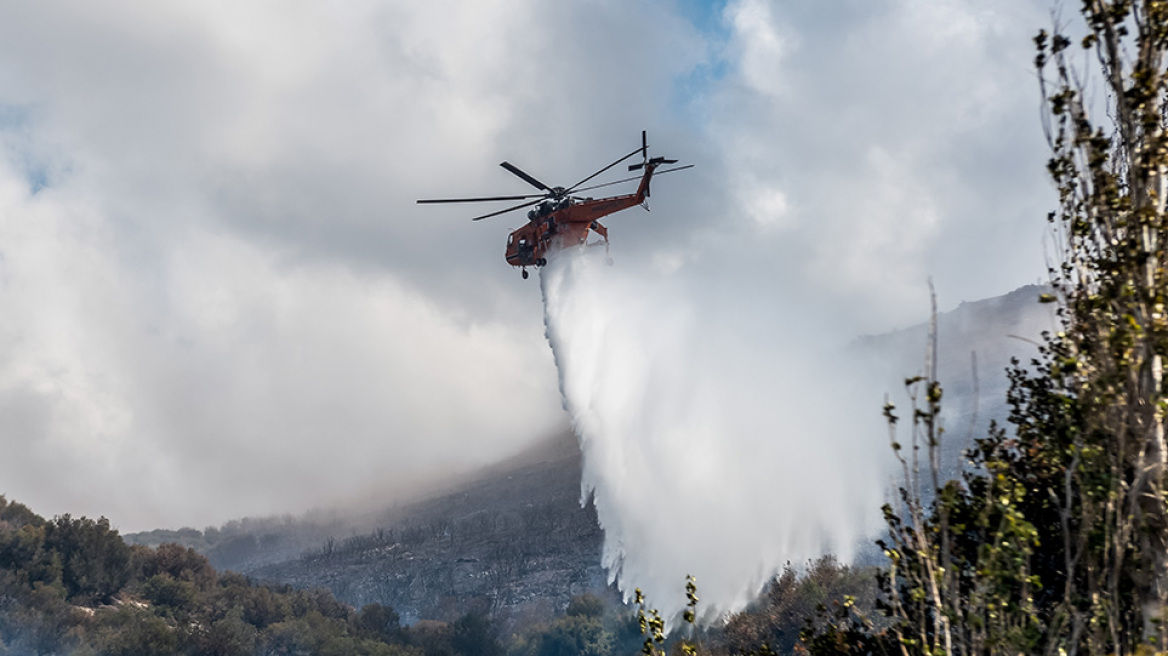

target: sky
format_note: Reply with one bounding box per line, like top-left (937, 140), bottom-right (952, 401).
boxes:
top-left (0, 0), bottom-right (1055, 534)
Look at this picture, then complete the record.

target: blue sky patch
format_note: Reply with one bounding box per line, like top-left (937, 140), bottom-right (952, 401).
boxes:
top-left (676, 0), bottom-right (730, 41)
top-left (671, 0), bottom-right (731, 124)
top-left (0, 103), bottom-right (52, 194)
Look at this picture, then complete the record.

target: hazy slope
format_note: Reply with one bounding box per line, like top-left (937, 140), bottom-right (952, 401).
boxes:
top-left (248, 431), bottom-right (607, 628)
top-left (853, 284), bottom-right (1054, 479)
top-left (127, 284), bottom-right (1053, 628)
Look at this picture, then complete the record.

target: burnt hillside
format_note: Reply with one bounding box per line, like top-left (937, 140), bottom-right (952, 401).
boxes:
top-left (249, 431), bottom-right (609, 629)
top-left (127, 285), bottom-right (1054, 631)
top-left (853, 284), bottom-right (1055, 478)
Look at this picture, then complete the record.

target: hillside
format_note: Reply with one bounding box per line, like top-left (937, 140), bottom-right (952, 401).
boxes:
top-left (853, 284), bottom-right (1054, 477)
top-left (127, 284), bottom-right (1054, 630)
top-left (0, 497), bottom-right (451, 656)
top-left (129, 432), bottom-right (609, 630)
top-left (250, 431), bottom-right (607, 629)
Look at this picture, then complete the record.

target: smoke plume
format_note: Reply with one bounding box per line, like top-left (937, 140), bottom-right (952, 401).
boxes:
top-left (541, 246), bottom-right (892, 624)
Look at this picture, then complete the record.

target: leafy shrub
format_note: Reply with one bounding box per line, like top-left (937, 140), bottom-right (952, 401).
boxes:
top-left (43, 514), bottom-right (132, 604)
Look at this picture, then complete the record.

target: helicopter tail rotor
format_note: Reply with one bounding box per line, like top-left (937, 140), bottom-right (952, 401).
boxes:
top-left (628, 131), bottom-right (678, 173)
top-left (625, 130), bottom-right (680, 197)
top-left (628, 131), bottom-right (649, 171)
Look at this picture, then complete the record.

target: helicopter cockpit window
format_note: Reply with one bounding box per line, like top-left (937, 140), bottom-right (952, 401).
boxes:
top-left (508, 234), bottom-right (514, 246)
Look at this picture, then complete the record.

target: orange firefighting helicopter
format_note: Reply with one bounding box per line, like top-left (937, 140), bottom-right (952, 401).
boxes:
top-left (417, 131), bottom-right (691, 279)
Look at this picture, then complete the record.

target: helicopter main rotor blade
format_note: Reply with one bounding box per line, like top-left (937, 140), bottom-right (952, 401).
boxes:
top-left (417, 193), bottom-right (546, 204)
top-left (499, 161), bottom-right (551, 192)
top-left (566, 145), bottom-right (648, 193)
top-left (471, 198), bottom-right (543, 221)
top-left (570, 164), bottom-right (695, 195)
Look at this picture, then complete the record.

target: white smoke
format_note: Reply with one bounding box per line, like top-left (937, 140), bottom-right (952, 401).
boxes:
top-left (541, 246), bottom-right (892, 624)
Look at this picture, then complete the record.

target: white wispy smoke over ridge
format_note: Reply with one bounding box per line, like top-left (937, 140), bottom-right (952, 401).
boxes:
top-left (0, 0), bottom-right (1052, 531)
top-left (541, 247), bottom-right (891, 624)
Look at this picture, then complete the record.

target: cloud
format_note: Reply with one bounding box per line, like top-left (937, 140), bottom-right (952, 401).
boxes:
top-left (0, 156), bottom-right (563, 529)
top-left (0, 0), bottom-right (712, 530)
top-left (706, 0), bottom-right (1052, 327)
top-left (729, 0), bottom-right (792, 98)
top-left (0, 0), bottom-right (1059, 553)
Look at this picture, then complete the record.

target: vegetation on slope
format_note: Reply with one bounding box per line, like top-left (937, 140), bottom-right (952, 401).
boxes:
top-left (0, 495), bottom-right (507, 656)
top-left (0, 488), bottom-right (887, 656)
top-left (20, 0), bottom-right (1168, 652)
top-left (641, 2), bottom-right (1168, 654)
top-left (785, 2), bottom-right (1168, 654)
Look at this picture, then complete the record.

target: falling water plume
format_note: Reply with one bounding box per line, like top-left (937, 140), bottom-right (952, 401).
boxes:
top-left (540, 246), bottom-right (889, 625)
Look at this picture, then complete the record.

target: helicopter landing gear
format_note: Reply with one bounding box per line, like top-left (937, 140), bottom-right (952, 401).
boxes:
top-left (521, 268), bottom-right (529, 279)
top-left (537, 258), bottom-right (547, 267)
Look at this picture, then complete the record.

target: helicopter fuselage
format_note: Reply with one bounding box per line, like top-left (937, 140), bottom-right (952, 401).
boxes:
top-left (416, 130), bottom-right (688, 279)
top-left (504, 163), bottom-right (657, 269)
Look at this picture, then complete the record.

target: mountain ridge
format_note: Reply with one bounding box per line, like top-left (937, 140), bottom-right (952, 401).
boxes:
top-left (127, 284), bottom-right (1055, 628)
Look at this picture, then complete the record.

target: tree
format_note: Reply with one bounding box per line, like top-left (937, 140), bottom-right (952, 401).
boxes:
top-left (566, 594), bottom-right (606, 620)
top-left (450, 612), bottom-right (503, 656)
top-left (355, 603), bottom-right (405, 644)
top-left (1035, 0), bottom-right (1168, 645)
top-left (799, 3), bottom-right (1168, 654)
top-left (95, 607), bottom-right (179, 656)
top-left (42, 514), bottom-right (132, 604)
top-left (135, 542), bottom-right (216, 590)
top-left (723, 557), bottom-right (878, 655)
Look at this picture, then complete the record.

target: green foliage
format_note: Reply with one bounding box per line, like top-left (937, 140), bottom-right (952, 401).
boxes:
top-left (450, 613), bottom-right (503, 656)
top-left (194, 606), bottom-right (260, 656)
top-left (790, 2), bottom-right (1168, 655)
top-left (0, 581), bottom-right (79, 655)
top-left (0, 497), bottom-right (453, 656)
top-left (93, 606), bottom-right (179, 656)
top-left (408, 621), bottom-right (455, 656)
top-left (524, 615), bottom-right (613, 656)
top-left (213, 574), bottom-right (293, 630)
top-left (1034, 4), bottom-right (1168, 649)
top-left (141, 573), bottom-right (197, 612)
top-left (43, 514), bottom-right (133, 604)
top-left (261, 608), bottom-right (420, 656)
top-left (634, 578), bottom-right (707, 656)
top-left (723, 557), bottom-right (880, 655)
top-left (508, 594), bottom-right (642, 656)
top-left (355, 603), bottom-right (406, 644)
top-left (566, 594), bottom-right (606, 619)
top-left (0, 497), bottom-right (44, 529)
top-left (0, 520), bottom-right (58, 591)
top-left (135, 542), bottom-right (216, 591)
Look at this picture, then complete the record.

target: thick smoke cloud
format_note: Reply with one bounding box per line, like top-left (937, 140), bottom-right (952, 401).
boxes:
top-left (0, 157), bottom-right (562, 529)
top-left (0, 0), bottom-right (1057, 560)
top-left (543, 248), bottom-right (889, 621)
top-left (0, 0), bottom-right (699, 530)
top-left (704, 0), bottom-right (1053, 330)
